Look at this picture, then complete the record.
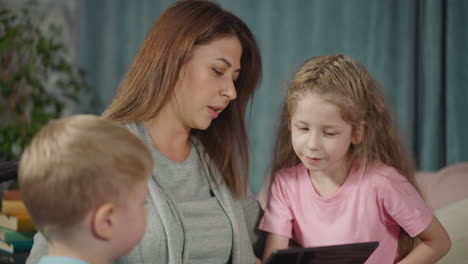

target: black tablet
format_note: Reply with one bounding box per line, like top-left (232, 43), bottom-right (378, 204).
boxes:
top-left (265, 241), bottom-right (379, 264)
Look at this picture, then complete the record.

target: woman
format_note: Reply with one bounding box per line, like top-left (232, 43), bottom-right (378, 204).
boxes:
top-left (26, 1), bottom-right (263, 264)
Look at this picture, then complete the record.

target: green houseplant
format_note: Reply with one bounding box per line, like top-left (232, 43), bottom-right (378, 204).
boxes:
top-left (0, 7), bottom-right (93, 161)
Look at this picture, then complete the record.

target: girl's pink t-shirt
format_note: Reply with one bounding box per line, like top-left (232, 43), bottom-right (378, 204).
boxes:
top-left (259, 162), bottom-right (433, 263)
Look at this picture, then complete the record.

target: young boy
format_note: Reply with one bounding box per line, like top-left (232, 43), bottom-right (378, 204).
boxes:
top-left (18, 115), bottom-right (154, 264)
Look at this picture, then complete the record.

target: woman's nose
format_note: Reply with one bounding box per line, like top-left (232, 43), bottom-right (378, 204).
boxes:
top-left (221, 80), bottom-right (237, 100)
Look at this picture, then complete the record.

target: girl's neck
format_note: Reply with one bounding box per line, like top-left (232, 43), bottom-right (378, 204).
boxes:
top-left (144, 107), bottom-right (191, 162)
top-left (308, 158), bottom-right (353, 198)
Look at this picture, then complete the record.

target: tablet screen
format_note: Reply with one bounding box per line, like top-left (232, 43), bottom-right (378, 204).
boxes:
top-left (265, 241), bottom-right (379, 264)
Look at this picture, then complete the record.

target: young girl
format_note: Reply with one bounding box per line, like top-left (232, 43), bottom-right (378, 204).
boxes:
top-left (259, 55), bottom-right (451, 263)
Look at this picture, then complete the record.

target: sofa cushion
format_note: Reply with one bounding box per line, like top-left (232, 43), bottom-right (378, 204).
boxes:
top-left (434, 198), bottom-right (468, 263)
top-left (416, 162), bottom-right (468, 209)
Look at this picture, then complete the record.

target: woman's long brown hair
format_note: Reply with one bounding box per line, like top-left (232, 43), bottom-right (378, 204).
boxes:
top-left (102, 0), bottom-right (262, 198)
top-left (269, 54), bottom-right (418, 258)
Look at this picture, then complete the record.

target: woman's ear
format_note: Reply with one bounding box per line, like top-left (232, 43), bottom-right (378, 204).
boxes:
top-left (92, 203), bottom-right (116, 241)
top-left (352, 121), bottom-right (366, 145)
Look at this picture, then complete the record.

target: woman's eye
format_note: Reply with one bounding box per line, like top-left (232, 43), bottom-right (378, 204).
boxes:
top-left (324, 132), bottom-right (336, 136)
top-left (299, 127), bottom-right (309, 131)
top-left (212, 68), bottom-right (223, 76)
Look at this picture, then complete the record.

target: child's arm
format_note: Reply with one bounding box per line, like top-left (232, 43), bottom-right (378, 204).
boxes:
top-left (397, 216), bottom-right (451, 264)
top-left (262, 233), bottom-right (289, 262)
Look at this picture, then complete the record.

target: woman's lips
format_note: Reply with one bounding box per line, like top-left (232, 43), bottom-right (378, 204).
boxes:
top-left (208, 106), bottom-right (220, 118)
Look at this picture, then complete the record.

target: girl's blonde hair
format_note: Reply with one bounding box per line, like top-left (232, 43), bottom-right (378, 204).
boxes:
top-left (270, 54), bottom-right (418, 258)
top-left (102, 0), bottom-right (261, 198)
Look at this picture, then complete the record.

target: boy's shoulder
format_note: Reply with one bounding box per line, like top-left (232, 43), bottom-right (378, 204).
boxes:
top-left (37, 256), bottom-right (89, 264)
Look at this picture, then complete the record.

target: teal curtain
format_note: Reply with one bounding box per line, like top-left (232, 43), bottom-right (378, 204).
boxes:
top-left (79, 0), bottom-right (468, 194)
top-left (78, 0), bottom-right (177, 110)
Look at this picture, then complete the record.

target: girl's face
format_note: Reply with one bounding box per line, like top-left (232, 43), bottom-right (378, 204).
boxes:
top-left (170, 36), bottom-right (242, 131)
top-left (290, 92), bottom-right (358, 177)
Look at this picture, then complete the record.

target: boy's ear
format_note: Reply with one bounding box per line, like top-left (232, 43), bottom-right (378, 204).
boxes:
top-left (352, 121), bottom-right (365, 145)
top-left (92, 203), bottom-right (116, 241)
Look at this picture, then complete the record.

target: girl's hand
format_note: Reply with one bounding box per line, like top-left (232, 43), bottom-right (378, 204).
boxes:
top-left (398, 216), bottom-right (451, 264)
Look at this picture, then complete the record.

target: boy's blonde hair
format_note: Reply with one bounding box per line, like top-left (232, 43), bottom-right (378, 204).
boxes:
top-left (270, 54), bottom-right (418, 258)
top-left (19, 115), bottom-right (153, 241)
